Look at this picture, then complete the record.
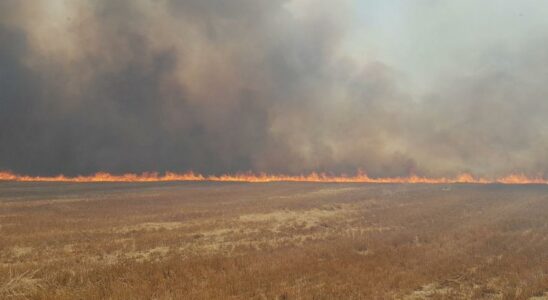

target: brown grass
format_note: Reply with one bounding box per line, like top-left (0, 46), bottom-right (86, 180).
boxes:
top-left (1, 182), bottom-right (547, 299)
top-left (0, 269), bottom-right (42, 298)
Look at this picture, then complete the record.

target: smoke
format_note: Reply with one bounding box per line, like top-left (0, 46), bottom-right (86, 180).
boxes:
top-left (1, 0), bottom-right (547, 178)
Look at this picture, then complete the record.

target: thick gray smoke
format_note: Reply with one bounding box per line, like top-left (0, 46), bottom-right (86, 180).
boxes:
top-left (1, 0), bottom-right (547, 178)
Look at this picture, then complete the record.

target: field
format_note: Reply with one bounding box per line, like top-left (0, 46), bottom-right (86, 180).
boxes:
top-left (1, 182), bottom-right (548, 299)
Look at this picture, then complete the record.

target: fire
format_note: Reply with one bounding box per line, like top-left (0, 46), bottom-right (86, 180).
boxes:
top-left (0, 170), bottom-right (546, 184)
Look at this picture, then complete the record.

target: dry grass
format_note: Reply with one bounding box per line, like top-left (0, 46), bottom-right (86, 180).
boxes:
top-left (0, 269), bottom-right (42, 298)
top-left (1, 182), bottom-right (548, 299)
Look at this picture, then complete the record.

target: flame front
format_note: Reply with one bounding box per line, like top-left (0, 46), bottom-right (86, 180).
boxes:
top-left (0, 171), bottom-right (546, 184)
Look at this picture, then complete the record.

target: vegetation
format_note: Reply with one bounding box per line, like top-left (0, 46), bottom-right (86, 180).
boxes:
top-left (1, 182), bottom-right (547, 299)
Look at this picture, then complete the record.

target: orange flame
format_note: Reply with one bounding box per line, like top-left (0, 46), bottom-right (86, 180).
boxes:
top-left (0, 170), bottom-right (546, 184)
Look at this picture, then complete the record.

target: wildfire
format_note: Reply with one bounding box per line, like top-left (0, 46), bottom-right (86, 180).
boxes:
top-left (0, 170), bottom-right (546, 184)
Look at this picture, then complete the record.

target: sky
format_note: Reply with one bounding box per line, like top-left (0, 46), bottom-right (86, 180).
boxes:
top-left (353, 1), bottom-right (548, 94)
top-left (1, 0), bottom-right (548, 178)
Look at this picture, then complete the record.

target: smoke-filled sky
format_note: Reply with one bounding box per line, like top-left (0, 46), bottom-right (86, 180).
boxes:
top-left (1, 0), bottom-right (548, 178)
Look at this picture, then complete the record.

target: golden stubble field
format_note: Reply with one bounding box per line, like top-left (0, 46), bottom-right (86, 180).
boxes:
top-left (0, 182), bottom-right (547, 299)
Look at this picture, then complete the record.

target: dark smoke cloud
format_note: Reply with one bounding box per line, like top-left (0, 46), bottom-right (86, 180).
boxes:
top-left (0, 0), bottom-right (547, 178)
